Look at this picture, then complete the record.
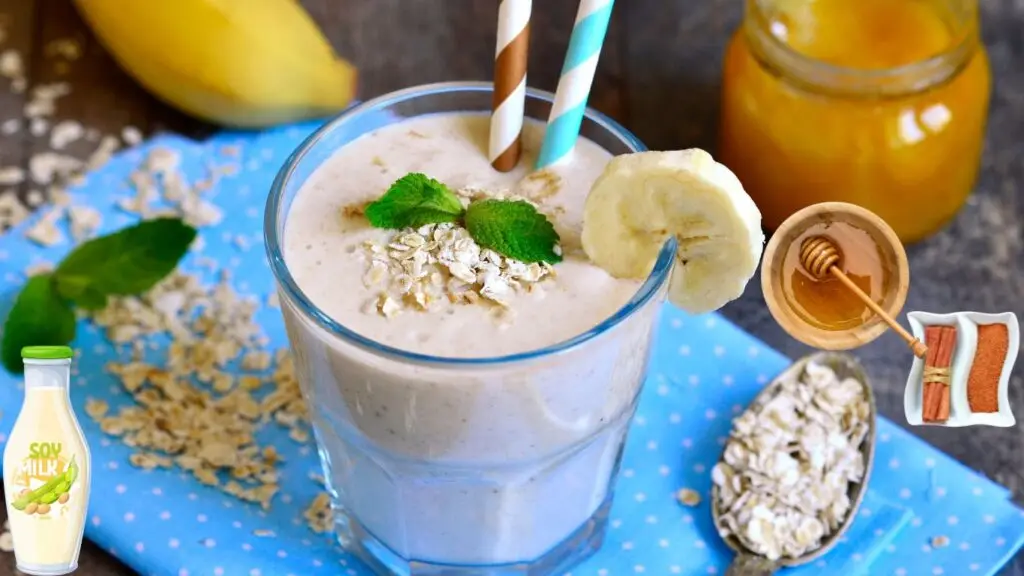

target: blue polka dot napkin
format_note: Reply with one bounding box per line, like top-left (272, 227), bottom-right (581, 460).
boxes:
top-left (0, 117), bottom-right (1022, 576)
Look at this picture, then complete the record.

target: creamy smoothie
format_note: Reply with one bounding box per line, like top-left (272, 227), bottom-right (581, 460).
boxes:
top-left (280, 112), bottom-right (664, 566)
top-left (3, 349), bottom-right (90, 576)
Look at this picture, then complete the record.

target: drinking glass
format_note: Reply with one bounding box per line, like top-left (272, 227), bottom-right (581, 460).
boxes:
top-left (265, 81), bottom-right (675, 575)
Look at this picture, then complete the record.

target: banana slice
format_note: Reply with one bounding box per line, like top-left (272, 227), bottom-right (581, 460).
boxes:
top-left (582, 149), bottom-right (764, 315)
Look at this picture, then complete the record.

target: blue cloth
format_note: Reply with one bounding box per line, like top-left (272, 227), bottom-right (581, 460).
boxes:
top-left (0, 119), bottom-right (1021, 576)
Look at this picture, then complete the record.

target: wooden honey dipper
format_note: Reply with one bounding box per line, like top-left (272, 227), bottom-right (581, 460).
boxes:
top-left (800, 235), bottom-right (928, 358)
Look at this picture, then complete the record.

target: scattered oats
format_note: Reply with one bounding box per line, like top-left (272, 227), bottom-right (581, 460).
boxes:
top-left (288, 427), bottom-right (309, 443)
top-left (677, 488), bottom-right (702, 507)
top-left (220, 145), bottom-right (241, 157)
top-left (180, 194), bottom-right (223, 228)
top-left (233, 235), bottom-right (250, 251)
top-left (129, 452), bottom-right (173, 471)
top-left (932, 535), bottom-right (950, 549)
top-left (517, 169), bottom-right (562, 202)
top-left (25, 261), bottom-right (54, 277)
top-left (50, 120), bottom-right (84, 149)
top-left (85, 398), bottom-right (109, 419)
top-left (0, 166), bottom-right (23, 185)
top-left (86, 271), bottom-right (309, 510)
top-left (1, 118), bottom-right (19, 134)
top-left (0, 49), bottom-right (22, 80)
top-left (67, 205), bottom-right (102, 241)
top-left (25, 207), bottom-right (65, 247)
top-left (49, 184), bottom-right (71, 207)
top-left (24, 83), bottom-right (71, 117)
top-left (87, 135), bottom-right (120, 171)
top-left (25, 189), bottom-right (44, 207)
top-left (253, 529), bottom-right (276, 538)
top-left (241, 351), bottom-right (271, 372)
top-left (0, 193), bottom-right (28, 229)
top-left (45, 38), bottom-right (81, 60)
top-left (304, 493), bottom-right (332, 533)
top-left (29, 152), bottom-right (83, 185)
top-left (121, 126), bottom-right (142, 146)
top-left (30, 117), bottom-right (48, 136)
top-left (0, 531), bottom-right (12, 552)
top-left (711, 361), bottom-right (869, 562)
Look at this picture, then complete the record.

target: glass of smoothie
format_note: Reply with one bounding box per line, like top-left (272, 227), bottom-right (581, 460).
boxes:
top-left (265, 81), bottom-right (675, 574)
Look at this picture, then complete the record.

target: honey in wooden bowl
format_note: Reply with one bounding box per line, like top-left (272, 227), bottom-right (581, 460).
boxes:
top-left (762, 202), bottom-right (910, 351)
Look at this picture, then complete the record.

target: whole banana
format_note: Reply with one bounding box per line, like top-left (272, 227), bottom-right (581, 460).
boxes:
top-left (73, 0), bottom-right (358, 128)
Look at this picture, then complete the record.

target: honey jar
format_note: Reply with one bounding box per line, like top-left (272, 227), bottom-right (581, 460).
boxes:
top-left (718, 0), bottom-right (991, 243)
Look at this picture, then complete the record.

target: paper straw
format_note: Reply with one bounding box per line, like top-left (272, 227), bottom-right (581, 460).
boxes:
top-left (536, 0), bottom-right (615, 170)
top-left (490, 0), bottom-right (532, 172)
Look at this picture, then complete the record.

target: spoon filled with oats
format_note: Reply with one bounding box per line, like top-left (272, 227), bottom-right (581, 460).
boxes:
top-left (712, 352), bottom-right (877, 575)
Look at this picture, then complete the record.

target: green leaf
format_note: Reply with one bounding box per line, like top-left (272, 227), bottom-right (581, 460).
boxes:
top-left (1, 274), bottom-right (76, 374)
top-left (364, 173), bottom-right (465, 229)
top-left (465, 199), bottom-right (563, 264)
top-left (53, 218), bottom-right (196, 304)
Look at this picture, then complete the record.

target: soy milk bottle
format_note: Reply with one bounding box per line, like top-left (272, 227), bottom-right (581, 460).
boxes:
top-left (3, 346), bottom-right (91, 576)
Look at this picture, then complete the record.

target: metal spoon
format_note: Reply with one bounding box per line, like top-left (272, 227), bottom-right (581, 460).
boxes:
top-left (711, 351), bottom-right (878, 576)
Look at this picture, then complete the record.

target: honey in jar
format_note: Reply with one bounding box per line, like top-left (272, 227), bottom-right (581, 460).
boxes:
top-left (719, 0), bottom-right (991, 243)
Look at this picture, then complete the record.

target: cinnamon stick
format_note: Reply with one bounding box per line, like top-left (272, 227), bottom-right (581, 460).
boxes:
top-left (935, 327), bottom-right (956, 421)
top-left (922, 326), bottom-right (956, 423)
top-left (921, 326), bottom-right (942, 422)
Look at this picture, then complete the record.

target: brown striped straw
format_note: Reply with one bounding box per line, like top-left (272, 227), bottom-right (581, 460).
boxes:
top-left (490, 0), bottom-right (531, 172)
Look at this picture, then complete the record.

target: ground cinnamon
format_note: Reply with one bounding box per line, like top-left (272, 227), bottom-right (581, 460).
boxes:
top-left (967, 323), bottom-right (1008, 413)
top-left (922, 325), bottom-right (956, 423)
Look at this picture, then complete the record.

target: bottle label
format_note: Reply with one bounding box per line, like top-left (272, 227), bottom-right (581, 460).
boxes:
top-left (8, 442), bottom-right (81, 518)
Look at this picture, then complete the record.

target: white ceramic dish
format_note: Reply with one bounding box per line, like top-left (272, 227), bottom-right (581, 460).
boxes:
top-left (904, 311), bottom-right (1018, 428)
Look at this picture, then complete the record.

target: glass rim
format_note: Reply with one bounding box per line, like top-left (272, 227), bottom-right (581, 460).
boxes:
top-left (264, 80), bottom-right (676, 367)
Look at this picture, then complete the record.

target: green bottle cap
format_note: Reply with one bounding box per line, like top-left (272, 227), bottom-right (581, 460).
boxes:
top-left (21, 346), bottom-right (74, 360)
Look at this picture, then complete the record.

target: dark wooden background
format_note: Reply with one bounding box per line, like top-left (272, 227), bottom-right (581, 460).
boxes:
top-left (0, 0), bottom-right (1021, 574)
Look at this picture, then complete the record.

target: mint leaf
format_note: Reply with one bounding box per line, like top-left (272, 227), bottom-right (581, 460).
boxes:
top-left (54, 218), bottom-right (196, 305)
top-left (56, 279), bottom-right (108, 311)
top-left (364, 173), bottom-right (464, 229)
top-left (465, 199), bottom-right (562, 264)
top-left (1, 274), bottom-right (76, 374)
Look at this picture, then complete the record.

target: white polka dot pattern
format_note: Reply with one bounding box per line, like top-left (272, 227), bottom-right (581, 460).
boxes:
top-left (0, 120), bottom-right (1020, 576)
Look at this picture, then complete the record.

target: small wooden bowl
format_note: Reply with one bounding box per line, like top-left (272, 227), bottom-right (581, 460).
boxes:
top-left (761, 202), bottom-right (910, 351)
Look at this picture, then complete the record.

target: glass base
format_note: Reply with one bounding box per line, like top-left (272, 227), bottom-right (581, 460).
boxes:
top-left (335, 496), bottom-right (613, 576)
top-left (16, 562), bottom-right (78, 576)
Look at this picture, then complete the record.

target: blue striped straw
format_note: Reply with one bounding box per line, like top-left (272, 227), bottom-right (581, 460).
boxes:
top-left (536, 0), bottom-right (615, 169)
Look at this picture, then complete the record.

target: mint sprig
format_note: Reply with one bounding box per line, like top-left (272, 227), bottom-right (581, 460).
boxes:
top-left (1, 274), bottom-right (76, 374)
top-left (54, 218), bottom-right (196, 308)
top-left (364, 173), bottom-right (464, 229)
top-left (1, 217), bottom-right (197, 374)
top-left (364, 173), bottom-right (562, 264)
top-left (465, 199), bottom-right (561, 264)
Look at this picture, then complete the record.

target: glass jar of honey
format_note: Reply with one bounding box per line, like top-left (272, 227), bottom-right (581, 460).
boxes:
top-left (718, 0), bottom-right (991, 243)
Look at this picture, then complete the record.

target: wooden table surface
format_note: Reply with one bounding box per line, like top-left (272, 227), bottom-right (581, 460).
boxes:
top-left (0, 0), bottom-right (1021, 574)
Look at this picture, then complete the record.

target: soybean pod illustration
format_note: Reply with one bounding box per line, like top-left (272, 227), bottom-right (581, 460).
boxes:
top-left (12, 456), bottom-right (78, 514)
